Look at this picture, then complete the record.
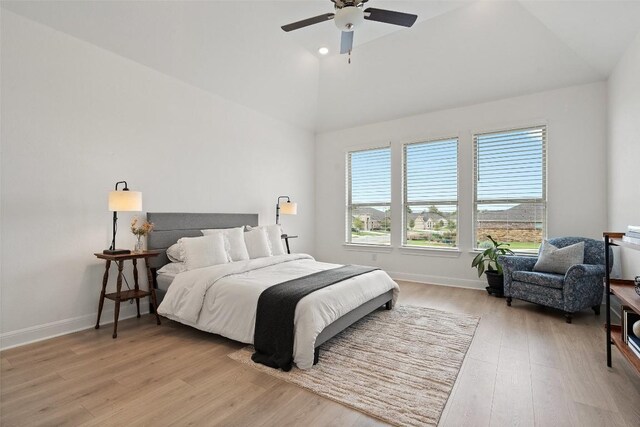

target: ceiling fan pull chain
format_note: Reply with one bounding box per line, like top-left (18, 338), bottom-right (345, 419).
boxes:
top-left (348, 50), bottom-right (352, 64)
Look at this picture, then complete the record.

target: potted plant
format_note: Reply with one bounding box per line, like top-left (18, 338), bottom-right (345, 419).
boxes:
top-left (472, 235), bottom-right (515, 297)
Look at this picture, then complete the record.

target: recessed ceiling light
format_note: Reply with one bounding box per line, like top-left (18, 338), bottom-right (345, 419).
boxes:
top-left (318, 47), bottom-right (329, 55)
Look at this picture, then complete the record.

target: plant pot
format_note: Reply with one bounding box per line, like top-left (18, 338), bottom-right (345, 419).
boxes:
top-left (485, 270), bottom-right (504, 297)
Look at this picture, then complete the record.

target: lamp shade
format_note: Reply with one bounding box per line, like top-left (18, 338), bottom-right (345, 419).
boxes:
top-left (108, 191), bottom-right (142, 212)
top-left (279, 201), bottom-right (297, 215)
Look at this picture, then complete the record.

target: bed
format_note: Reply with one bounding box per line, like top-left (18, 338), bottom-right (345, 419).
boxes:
top-left (147, 212), bottom-right (398, 369)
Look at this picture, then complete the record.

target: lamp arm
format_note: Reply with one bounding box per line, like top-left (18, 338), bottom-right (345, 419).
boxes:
top-left (114, 181), bottom-right (129, 191)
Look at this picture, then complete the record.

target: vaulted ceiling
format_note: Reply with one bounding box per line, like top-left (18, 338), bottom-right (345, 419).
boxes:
top-left (3, 1), bottom-right (640, 132)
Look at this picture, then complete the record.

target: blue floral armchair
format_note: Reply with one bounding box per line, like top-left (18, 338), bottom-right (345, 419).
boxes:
top-left (498, 237), bottom-right (610, 323)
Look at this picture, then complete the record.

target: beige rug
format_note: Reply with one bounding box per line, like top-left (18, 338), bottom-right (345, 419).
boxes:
top-left (228, 305), bottom-right (479, 426)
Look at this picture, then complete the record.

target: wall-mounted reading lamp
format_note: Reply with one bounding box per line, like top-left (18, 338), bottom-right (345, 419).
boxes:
top-left (275, 196), bottom-right (297, 225)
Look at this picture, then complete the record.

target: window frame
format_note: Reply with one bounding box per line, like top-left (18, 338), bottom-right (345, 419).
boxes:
top-left (345, 146), bottom-right (392, 246)
top-left (402, 137), bottom-right (459, 249)
top-left (472, 125), bottom-right (548, 252)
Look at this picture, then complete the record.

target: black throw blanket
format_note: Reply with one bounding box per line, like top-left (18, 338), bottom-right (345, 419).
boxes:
top-left (251, 265), bottom-right (378, 371)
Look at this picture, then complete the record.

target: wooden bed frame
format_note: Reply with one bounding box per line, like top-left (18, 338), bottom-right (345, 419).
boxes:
top-left (146, 212), bottom-right (393, 363)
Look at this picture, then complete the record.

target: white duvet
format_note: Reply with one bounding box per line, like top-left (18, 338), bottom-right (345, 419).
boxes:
top-left (157, 254), bottom-right (399, 369)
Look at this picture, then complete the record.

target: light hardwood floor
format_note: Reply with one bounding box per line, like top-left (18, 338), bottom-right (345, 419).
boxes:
top-left (1, 281), bottom-right (639, 426)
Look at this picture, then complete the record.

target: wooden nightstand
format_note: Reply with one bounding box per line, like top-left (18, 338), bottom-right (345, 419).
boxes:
top-left (94, 251), bottom-right (162, 338)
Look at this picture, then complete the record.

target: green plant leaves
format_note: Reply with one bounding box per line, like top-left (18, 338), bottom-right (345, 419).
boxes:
top-left (471, 234), bottom-right (516, 277)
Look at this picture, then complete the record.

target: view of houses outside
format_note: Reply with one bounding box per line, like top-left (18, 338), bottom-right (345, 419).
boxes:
top-left (405, 204), bottom-right (457, 247)
top-left (351, 206), bottom-right (391, 245)
top-left (476, 203), bottom-right (544, 251)
top-left (350, 202), bottom-right (544, 249)
top-left (350, 204), bottom-right (458, 247)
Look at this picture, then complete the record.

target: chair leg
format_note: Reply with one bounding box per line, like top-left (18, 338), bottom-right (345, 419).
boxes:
top-left (564, 312), bottom-right (572, 324)
top-left (592, 305), bottom-right (601, 315)
top-left (506, 297), bottom-right (512, 307)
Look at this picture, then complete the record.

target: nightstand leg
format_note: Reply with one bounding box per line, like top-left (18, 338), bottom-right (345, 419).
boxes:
top-left (95, 260), bottom-right (111, 329)
top-left (132, 258), bottom-right (141, 318)
top-left (113, 260), bottom-right (124, 339)
top-left (146, 259), bottom-right (161, 326)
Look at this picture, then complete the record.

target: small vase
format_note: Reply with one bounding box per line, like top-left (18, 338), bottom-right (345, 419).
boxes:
top-left (134, 236), bottom-right (144, 253)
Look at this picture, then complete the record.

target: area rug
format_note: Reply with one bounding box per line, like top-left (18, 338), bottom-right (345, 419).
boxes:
top-left (228, 305), bottom-right (479, 426)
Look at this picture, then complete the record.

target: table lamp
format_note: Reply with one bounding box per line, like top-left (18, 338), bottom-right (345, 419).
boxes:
top-left (103, 181), bottom-right (142, 255)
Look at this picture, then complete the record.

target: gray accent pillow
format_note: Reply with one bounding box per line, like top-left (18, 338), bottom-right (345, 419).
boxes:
top-left (533, 240), bottom-right (585, 274)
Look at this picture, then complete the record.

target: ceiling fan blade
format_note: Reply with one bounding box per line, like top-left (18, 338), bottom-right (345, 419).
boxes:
top-left (281, 13), bottom-right (335, 32)
top-left (340, 31), bottom-right (354, 54)
top-left (364, 8), bottom-right (418, 27)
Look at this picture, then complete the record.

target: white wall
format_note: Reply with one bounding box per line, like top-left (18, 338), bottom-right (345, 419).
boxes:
top-left (0, 11), bottom-right (315, 348)
top-left (608, 32), bottom-right (640, 277)
top-left (315, 83), bottom-right (608, 288)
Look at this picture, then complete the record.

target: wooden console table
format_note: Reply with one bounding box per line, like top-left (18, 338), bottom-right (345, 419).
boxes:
top-left (604, 232), bottom-right (640, 374)
top-left (94, 251), bottom-right (162, 338)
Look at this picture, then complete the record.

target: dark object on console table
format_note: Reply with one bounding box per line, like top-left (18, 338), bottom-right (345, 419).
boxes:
top-left (252, 265), bottom-right (379, 371)
top-left (94, 250), bottom-right (162, 338)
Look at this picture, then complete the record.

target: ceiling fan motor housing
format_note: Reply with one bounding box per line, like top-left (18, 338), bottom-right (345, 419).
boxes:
top-left (334, 6), bottom-right (364, 31)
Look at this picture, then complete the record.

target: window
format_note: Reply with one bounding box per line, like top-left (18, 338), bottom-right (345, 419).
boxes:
top-left (403, 138), bottom-right (458, 248)
top-left (347, 147), bottom-right (391, 245)
top-left (474, 126), bottom-right (546, 251)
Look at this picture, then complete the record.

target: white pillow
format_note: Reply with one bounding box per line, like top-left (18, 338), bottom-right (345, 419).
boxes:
top-left (245, 225), bottom-right (286, 256)
top-left (157, 262), bottom-right (187, 276)
top-left (166, 243), bottom-right (184, 263)
top-left (201, 227), bottom-right (249, 262)
top-left (262, 224), bottom-right (286, 256)
top-left (244, 228), bottom-right (272, 259)
top-left (179, 234), bottom-right (228, 271)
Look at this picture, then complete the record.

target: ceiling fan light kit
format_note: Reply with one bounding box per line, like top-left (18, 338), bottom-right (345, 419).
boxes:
top-left (281, 0), bottom-right (417, 61)
top-left (334, 6), bottom-right (364, 31)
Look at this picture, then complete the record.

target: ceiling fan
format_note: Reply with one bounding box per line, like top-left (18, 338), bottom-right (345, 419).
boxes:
top-left (281, 0), bottom-right (418, 55)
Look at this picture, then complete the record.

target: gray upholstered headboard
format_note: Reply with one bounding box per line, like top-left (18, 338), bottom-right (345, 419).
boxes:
top-left (146, 212), bottom-right (259, 269)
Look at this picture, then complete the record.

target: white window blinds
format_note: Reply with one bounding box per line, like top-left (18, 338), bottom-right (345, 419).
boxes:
top-left (403, 138), bottom-right (458, 248)
top-left (473, 126), bottom-right (547, 250)
top-left (347, 147), bottom-right (391, 245)
top-left (349, 148), bottom-right (391, 205)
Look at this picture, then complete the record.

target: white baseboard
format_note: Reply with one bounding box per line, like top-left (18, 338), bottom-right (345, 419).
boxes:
top-left (388, 271), bottom-right (486, 290)
top-left (0, 274), bottom-right (486, 351)
top-left (388, 273), bottom-right (612, 313)
top-left (0, 305), bottom-right (143, 351)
